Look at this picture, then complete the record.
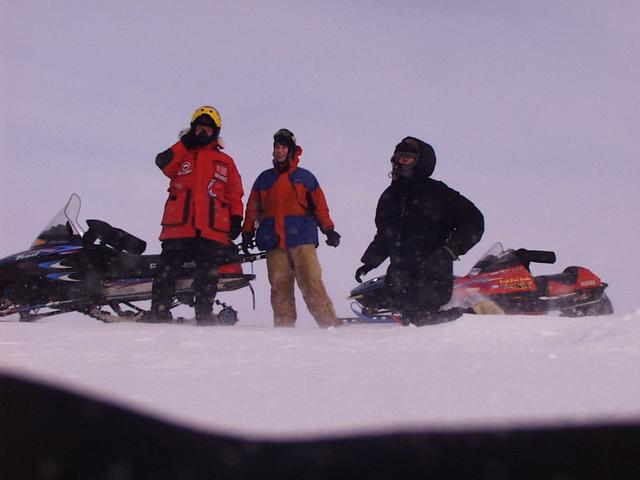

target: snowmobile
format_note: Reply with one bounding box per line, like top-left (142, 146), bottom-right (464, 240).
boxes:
top-left (0, 194), bottom-right (264, 324)
top-left (348, 242), bottom-right (613, 324)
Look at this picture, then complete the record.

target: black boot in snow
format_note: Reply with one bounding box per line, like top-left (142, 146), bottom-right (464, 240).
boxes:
top-left (140, 305), bottom-right (173, 323)
top-left (410, 308), bottom-right (468, 326)
top-left (195, 300), bottom-right (217, 326)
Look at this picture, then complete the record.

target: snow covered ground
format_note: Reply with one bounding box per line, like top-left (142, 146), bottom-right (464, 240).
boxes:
top-left (2, 309), bottom-right (639, 439)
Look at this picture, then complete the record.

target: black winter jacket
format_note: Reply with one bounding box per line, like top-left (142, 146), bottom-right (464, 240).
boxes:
top-left (362, 178), bottom-right (484, 268)
top-left (361, 176), bottom-right (484, 268)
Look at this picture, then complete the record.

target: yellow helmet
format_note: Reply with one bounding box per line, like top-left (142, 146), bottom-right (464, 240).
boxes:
top-left (190, 105), bottom-right (221, 129)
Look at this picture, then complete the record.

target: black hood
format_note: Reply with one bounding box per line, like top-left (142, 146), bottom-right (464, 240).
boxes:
top-left (392, 136), bottom-right (437, 180)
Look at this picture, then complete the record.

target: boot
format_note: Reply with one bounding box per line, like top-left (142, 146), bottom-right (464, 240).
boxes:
top-left (140, 303), bottom-right (173, 323)
top-left (195, 299), bottom-right (217, 326)
top-left (409, 308), bottom-right (466, 326)
top-left (407, 311), bottom-right (432, 327)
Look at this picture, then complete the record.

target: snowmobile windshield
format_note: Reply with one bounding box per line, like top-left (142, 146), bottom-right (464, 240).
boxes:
top-left (32, 194), bottom-right (85, 247)
top-left (467, 242), bottom-right (521, 276)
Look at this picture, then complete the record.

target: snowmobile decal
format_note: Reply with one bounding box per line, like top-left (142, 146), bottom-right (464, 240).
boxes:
top-left (38, 259), bottom-right (76, 270)
top-left (0, 246), bottom-right (82, 265)
top-left (46, 272), bottom-right (82, 282)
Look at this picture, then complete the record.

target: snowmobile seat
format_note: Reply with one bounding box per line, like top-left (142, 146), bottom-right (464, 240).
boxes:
top-left (83, 219), bottom-right (147, 255)
top-left (533, 269), bottom-right (578, 296)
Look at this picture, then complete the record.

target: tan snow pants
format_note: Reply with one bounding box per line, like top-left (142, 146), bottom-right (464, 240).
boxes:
top-left (266, 244), bottom-right (341, 328)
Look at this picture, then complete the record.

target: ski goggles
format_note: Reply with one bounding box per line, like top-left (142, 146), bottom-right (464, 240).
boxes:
top-left (392, 152), bottom-right (419, 165)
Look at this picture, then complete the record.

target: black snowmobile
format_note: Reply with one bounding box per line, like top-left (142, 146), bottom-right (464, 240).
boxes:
top-left (0, 194), bottom-right (263, 324)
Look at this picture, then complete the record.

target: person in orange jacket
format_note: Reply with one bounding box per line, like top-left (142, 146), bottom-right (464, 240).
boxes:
top-left (144, 106), bottom-right (244, 324)
top-left (241, 129), bottom-right (342, 328)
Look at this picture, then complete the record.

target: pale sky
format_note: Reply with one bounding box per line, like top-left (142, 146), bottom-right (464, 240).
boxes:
top-left (1, 1), bottom-right (638, 321)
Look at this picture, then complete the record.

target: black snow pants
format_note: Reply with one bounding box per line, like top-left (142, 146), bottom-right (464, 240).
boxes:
top-left (385, 250), bottom-right (454, 322)
top-left (150, 237), bottom-right (229, 320)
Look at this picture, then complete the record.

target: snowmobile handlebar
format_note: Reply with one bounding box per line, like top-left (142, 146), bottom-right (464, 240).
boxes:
top-left (238, 251), bottom-right (267, 263)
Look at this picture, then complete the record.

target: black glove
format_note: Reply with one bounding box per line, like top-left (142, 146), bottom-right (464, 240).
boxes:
top-left (241, 231), bottom-right (255, 255)
top-left (324, 229), bottom-right (341, 247)
top-left (355, 264), bottom-right (373, 283)
top-left (180, 129), bottom-right (198, 149)
top-left (229, 216), bottom-right (242, 240)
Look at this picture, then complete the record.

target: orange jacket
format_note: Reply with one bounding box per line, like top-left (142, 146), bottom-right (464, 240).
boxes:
top-left (242, 146), bottom-right (334, 250)
top-left (158, 140), bottom-right (243, 245)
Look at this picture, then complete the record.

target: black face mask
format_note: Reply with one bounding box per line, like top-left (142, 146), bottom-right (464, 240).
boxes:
top-left (195, 130), bottom-right (215, 146)
top-left (391, 162), bottom-right (416, 180)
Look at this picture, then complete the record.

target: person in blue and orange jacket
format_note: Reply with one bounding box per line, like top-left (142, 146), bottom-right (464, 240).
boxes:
top-left (144, 105), bottom-right (244, 325)
top-left (241, 129), bottom-right (342, 328)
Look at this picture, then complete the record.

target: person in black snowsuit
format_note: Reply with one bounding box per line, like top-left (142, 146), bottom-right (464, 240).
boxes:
top-left (354, 137), bottom-right (484, 325)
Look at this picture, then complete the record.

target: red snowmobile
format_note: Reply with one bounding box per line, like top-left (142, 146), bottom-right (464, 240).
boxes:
top-left (348, 242), bottom-right (613, 323)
